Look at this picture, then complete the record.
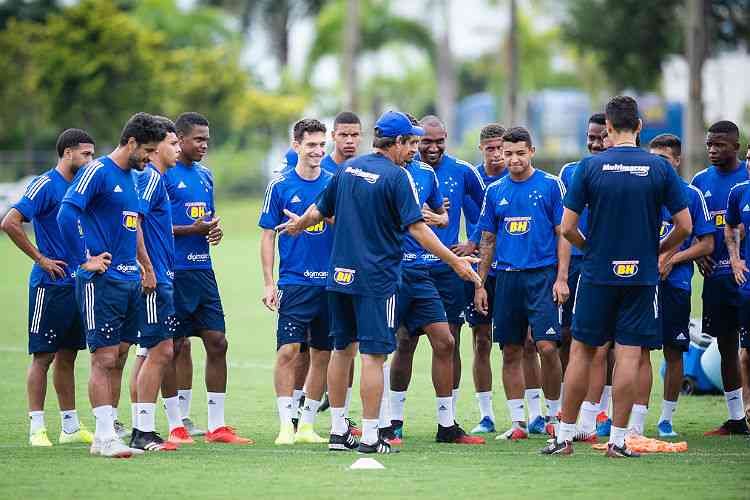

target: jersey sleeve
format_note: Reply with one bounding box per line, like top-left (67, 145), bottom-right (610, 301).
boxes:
top-left (138, 170), bottom-right (160, 216)
top-left (13, 176), bottom-right (53, 222)
top-left (477, 187), bottom-right (498, 234)
top-left (394, 169), bottom-right (424, 230)
top-left (463, 196), bottom-right (480, 226)
top-left (426, 170), bottom-right (443, 211)
top-left (563, 159), bottom-right (588, 214)
top-left (464, 164), bottom-right (487, 208)
top-left (726, 184), bottom-right (743, 227)
top-left (316, 171), bottom-right (339, 218)
top-left (662, 162), bottom-right (689, 215)
top-left (549, 176), bottom-right (565, 225)
top-left (690, 186), bottom-right (714, 236)
top-left (62, 162), bottom-right (105, 210)
top-left (258, 177), bottom-right (284, 230)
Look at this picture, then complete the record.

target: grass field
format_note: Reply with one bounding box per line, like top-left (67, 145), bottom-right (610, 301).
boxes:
top-left (0, 199), bottom-right (747, 500)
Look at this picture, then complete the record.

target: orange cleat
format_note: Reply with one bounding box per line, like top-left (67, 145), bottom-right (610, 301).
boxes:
top-left (205, 426), bottom-right (255, 445)
top-left (545, 422), bottom-right (557, 438)
top-left (497, 427), bottom-right (529, 441)
top-left (168, 426), bottom-right (194, 445)
top-left (346, 418), bottom-right (362, 437)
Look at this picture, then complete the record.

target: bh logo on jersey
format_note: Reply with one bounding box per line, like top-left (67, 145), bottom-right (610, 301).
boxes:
top-left (333, 267), bottom-right (356, 286)
top-left (122, 211), bottom-right (138, 232)
top-left (711, 210), bottom-right (726, 228)
top-left (504, 216), bottom-right (531, 235)
top-left (612, 260), bottom-right (639, 278)
top-left (304, 220), bottom-right (326, 235)
top-left (185, 201), bottom-right (209, 221)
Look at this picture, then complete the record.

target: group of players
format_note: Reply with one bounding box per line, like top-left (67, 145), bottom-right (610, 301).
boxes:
top-left (4, 112), bottom-right (252, 458)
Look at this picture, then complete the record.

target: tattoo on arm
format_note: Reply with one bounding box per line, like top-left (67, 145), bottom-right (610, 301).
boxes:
top-left (478, 231), bottom-right (496, 282)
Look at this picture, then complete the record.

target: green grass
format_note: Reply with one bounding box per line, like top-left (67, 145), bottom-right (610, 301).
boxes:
top-left (0, 199), bottom-right (748, 500)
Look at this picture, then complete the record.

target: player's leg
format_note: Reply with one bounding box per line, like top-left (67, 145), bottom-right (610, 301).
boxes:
top-left (740, 345), bottom-right (750, 421)
top-left (176, 340), bottom-right (197, 430)
top-left (111, 341), bottom-right (130, 439)
top-left (657, 282), bottom-right (690, 437)
top-left (388, 331), bottom-right (418, 435)
top-left (163, 336), bottom-right (189, 444)
top-left (389, 276), bottom-right (420, 437)
top-left (275, 342), bottom-right (300, 444)
top-left (27, 352), bottom-right (54, 446)
top-left (293, 349), bottom-right (310, 420)
top-left (597, 349), bottom-right (614, 433)
top-left (578, 345), bottom-right (610, 438)
top-left (559, 258), bottom-right (581, 377)
top-left (173, 269), bottom-right (204, 436)
top-left (659, 346), bottom-right (683, 435)
top-left (523, 337), bottom-right (545, 434)
top-left (129, 352), bottom-right (144, 432)
top-left (629, 350), bottom-right (652, 436)
top-left (467, 274), bottom-right (496, 433)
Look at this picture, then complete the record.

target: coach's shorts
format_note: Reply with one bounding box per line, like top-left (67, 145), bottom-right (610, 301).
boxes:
top-left (658, 282), bottom-right (691, 352)
top-left (429, 264), bottom-right (466, 325)
top-left (27, 285), bottom-right (85, 354)
top-left (702, 274), bottom-right (740, 340)
top-left (572, 280), bottom-right (659, 348)
top-left (277, 285), bottom-right (332, 351)
top-left (139, 282), bottom-right (177, 349)
top-left (328, 291), bottom-right (397, 355)
top-left (397, 266), bottom-right (447, 335)
top-left (173, 269), bottom-right (225, 337)
top-left (560, 256), bottom-right (583, 328)
top-left (76, 274), bottom-right (142, 352)
top-left (465, 274), bottom-right (496, 327)
top-left (492, 266), bottom-right (560, 346)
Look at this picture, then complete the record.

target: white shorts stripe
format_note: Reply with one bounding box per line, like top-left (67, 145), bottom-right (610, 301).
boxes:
top-left (85, 282), bottom-right (95, 331)
top-left (572, 275), bottom-right (581, 315)
top-left (30, 288), bottom-right (45, 334)
top-left (653, 285), bottom-right (659, 319)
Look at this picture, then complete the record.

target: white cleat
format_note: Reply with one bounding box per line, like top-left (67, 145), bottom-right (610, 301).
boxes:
top-left (98, 438), bottom-right (134, 458)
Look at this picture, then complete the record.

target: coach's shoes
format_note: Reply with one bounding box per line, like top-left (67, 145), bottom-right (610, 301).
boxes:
top-left (329, 430), bottom-right (359, 451)
top-left (704, 418), bottom-right (750, 436)
top-left (168, 426), bottom-right (194, 445)
top-left (113, 420), bottom-right (130, 439)
top-left (29, 428), bottom-right (53, 447)
top-left (540, 439), bottom-right (573, 456)
top-left (606, 442), bottom-right (640, 458)
top-left (357, 438), bottom-right (399, 454)
top-left (596, 413), bottom-right (612, 437)
top-left (182, 417), bottom-right (206, 437)
top-left (59, 424), bottom-right (94, 444)
top-left (436, 424), bottom-right (485, 444)
top-left (205, 426), bottom-right (255, 444)
top-left (346, 417), bottom-right (362, 437)
top-left (528, 416), bottom-right (546, 434)
top-left (130, 429), bottom-right (178, 451)
top-left (98, 437), bottom-right (134, 458)
top-left (470, 416), bottom-right (496, 434)
top-left (497, 425), bottom-right (528, 441)
top-left (657, 420), bottom-right (678, 438)
top-left (295, 423), bottom-right (327, 444)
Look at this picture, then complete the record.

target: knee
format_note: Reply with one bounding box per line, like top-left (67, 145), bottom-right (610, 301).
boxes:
top-left (536, 342), bottom-right (558, 359)
top-left (311, 350), bottom-right (331, 367)
top-left (206, 335), bottom-right (228, 357)
top-left (435, 334), bottom-right (456, 359)
top-left (740, 348), bottom-right (750, 364)
top-left (154, 341), bottom-right (174, 364)
top-left (32, 353), bottom-right (55, 370)
top-left (396, 337), bottom-right (417, 356)
top-left (503, 346), bottom-right (524, 365)
top-left (276, 345), bottom-right (298, 366)
top-left (92, 351), bottom-right (118, 371)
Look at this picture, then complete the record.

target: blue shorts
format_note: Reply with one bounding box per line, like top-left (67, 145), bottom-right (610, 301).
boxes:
top-left (736, 291), bottom-right (750, 349)
top-left (28, 285), bottom-right (85, 354)
top-left (328, 291), bottom-right (397, 355)
top-left (76, 274), bottom-right (142, 352)
top-left (139, 282), bottom-right (177, 349)
top-left (277, 285), bottom-right (332, 351)
top-left (397, 266), bottom-right (447, 335)
top-left (465, 274), bottom-right (496, 327)
top-left (702, 274), bottom-right (740, 340)
top-left (173, 269), bottom-right (225, 337)
top-left (560, 256), bottom-right (583, 328)
top-left (658, 282), bottom-right (690, 352)
top-left (492, 266), bottom-right (561, 346)
top-left (572, 280), bottom-right (660, 348)
top-left (429, 265), bottom-right (466, 325)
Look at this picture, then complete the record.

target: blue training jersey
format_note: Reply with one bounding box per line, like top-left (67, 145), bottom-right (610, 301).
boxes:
top-left (466, 163), bottom-right (507, 241)
top-left (726, 180), bottom-right (750, 292)
top-left (565, 146), bottom-right (688, 286)
top-left (478, 169), bottom-right (564, 271)
top-left (401, 161), bottom-right (444, 268)
top-left (164, 160), bottom-right (216, 271)
top-left (13, 168), bottom-right (78, 287)
top-left (316, 152), bottom-right (423, 297)
top-left (138, 164), bottom-right (175, 284)
top-left (61, 156), bottom-right (142, 281)
top-left (559, 160), bottom-right (589, 258)
top-left (258, 168), bottom-right (334, 287)
top-left (691, 161), bottom-right (749, 277)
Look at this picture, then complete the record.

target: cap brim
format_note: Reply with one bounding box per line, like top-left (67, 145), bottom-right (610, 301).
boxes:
top-left (410, 125), bottom-right (425, 137)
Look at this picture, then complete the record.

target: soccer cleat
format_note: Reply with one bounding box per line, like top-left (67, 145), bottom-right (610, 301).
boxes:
top-left (540, 439), bottom-right (573, 455)
top-left (29, 428), bottom-right (53, 447)
top-left (113, 420), bottom-right (130, 439)
top-left (528, 416), bottom-right (546, 434)
top-left (470, 416), bottom-right (496, 434)
top-left (496, 426), bottom-right (528, 441)
top-left (291, 418), bottom-right (299, 432)
top-left (390, 419), bottom-right (404, 439)
top-left (328, 429), bottom-right (359, 451)
top-left (182, 417), bottom-right (206, 437)
top-left (205, 426), bottom-right (255, 444)
top-left (274, 423), bottom-right (295, 445)
top-left (572, 430), bottom-right (598, 443)
top-left (606, 442), bottom-right (640, 458)
top-left (97, 437), bottom-right (134, 458)
top-left (436, 424), bottom-right (486, 444)
top-left (595, 412), bottom-right (612, 437)
top-left (379, 426), bottom-right (402, 445)
top-left (168, 426), bottom-right (194, 445)
top-left (657, 420), bottom-right (678, 438)
top-left (703, 418), bottom-right (750, 436)
top-left (295, 423), bottom-right (327, 444)
top-left (59, 425), bottom-right (94, 445)
top-left (317, 393), bottom-right (330, 413)
top-left (130, 429), bottom-right (179, 451)
top-left (347, 417), bottom-right (362, 437)
top-left (357, 438), bottom-right (399, 454)
top-left (545, 422), bottom-right (557, 437)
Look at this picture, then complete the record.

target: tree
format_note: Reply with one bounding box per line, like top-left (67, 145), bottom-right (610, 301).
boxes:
top-left (0, 0), bottom-right (60, 29)
top-left (133, 0), bottom-right (236, 50)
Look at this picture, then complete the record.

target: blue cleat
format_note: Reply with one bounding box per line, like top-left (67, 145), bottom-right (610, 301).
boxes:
top-left (470, 416), bottom-right (496, 434)
top-left (528, 416), bottom-right (546, 434)
top-left (657, 420), bottom-right (678, 438)
top-left (596, 412), bottom-right (612, 437)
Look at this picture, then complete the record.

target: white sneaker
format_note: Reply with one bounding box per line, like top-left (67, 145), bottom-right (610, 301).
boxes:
top-left (90, 438), bottom-right (101, 455)
top-left (98, 437), bottom-right (134, 458)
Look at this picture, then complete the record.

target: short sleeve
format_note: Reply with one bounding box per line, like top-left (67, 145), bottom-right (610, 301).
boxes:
top-left (477, 187), bottom-right (498, 234)
top-left (550, 177), bottom-right (565, 225)
top-left (137, 170), bottom-right (161, 216)
top-left (316, 171), bottom-right (339, 218)
top-left (13, 175), bottom-right (53, 221)
top-left (662, 162), bottom-right (688, 215)
top-left (726, 184), bottom-right (743, 227)
top-left (62, 161), bottom-right (105, 210)
top-left (463, 196), bottom-right (480, 226)
top-left (426, 170), bottom-right (443, 211)
top-left (690, 186), bottom-right (714, 237)
top-left (395, 169), bottom-right (424, 230)
top-left (258, 177), bottom-right (285, 230)
top-left (464, 164), bottom-right (486, 208)
top-left (564, 159), bottom-right (588, 214)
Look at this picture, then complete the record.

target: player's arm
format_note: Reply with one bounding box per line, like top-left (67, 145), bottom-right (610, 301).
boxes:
top-left (561, 208), bottom-right (586, 250)
top-left (1, 208), bottom-right (67, 279)
top-left (407, 221), bottom-right (480, 285)
top-left (726, 223), bottom-right (748, 285)
top-left (421, 204), bottom-right (448, 228)
top-left (473, 230), bottom-right (496, 315)
top-left (260, 229), bottom-right (279, 311)
top-left (276, 204), bottom-right (324, 236)
top-left (173, 217), bottom-right (220, 237)
top-left (672, 233), bottom-right (713, 266)
top-left (553, 226), bottom-right (571, 304)
top-left (136, 217), bottom-right (156, 293)
top-left (659, 208), bottom-right (691, 255)
top-left (57, 202), bottom-right (111, 273)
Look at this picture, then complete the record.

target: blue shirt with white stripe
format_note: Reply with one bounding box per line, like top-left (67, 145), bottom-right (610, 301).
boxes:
top-left (559, 160), bottom-right (589, 258)
top-left (138, 164), bottom-right (175, 284)
top-left (725, 180), bottom-right (750, 292)
top-left (401, 161), bottom-right (444, 268)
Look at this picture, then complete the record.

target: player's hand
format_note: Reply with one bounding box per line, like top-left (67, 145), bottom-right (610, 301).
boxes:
top-left (276, 209), bottom-right (304, 236)
top-left (731, 258), bottom-right (749, 285)
top-left (81, 252), bottom-right (112, 274)
top-left (421, 206), bottom-right (447, 227)
top-left (474, 286), bottom-right (489, 316)
top-left (207, 224), bottom-right (223, 246)
top-left (451, 240), bottom-right (477, 257)
top-left (553, 278), bottom-right (569, 305)
top-left (658, 252), bottom-right (675, 281)
top-left (193, 216), bottom-right (220, 236)
top-left (262, 284), bottom-right (279, 311)
top-left (442, 197), bottom-right (451, 209)
top-left (141, 268), bottom-right (156, 294)
top-left (450, 256), bottom-right (481, 287)
top-left (38, 255), bottom-right (68, 280)
top-left (696, 255), bottom-right (714, 277)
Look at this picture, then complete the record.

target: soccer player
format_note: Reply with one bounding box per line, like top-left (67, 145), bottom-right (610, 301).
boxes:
top-left (165, 112), bottom-right (253, 444)
top-left (474, 127), bottom-right (568, 441)
top-left (626, 134), bottom-right (713, 438)
top-left (543, 96), bottom-right (691, 458)
top-left (321, 111), bottom-right (361, 174)
top-left (175, 341), bottom-right (204, 436)
top-left (1, 129), bottom-right (96, 447)
top-left (259, 118), bottom-right (334, 445)
top-left (56, 112), bottom-right (167, 458)
top-left (278, 111), bottom-right (481, 454)
top-left (692, 120), bottom-right (750, 436)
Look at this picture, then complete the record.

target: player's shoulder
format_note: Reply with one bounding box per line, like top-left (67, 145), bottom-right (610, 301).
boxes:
top-left (690, 166), bottom-right (712, 185)
top-left (728, 179), bottom-right (750, 197)
top-left (23, 171), bottom-right (54, 200)
top-left (486, 175), bottom-right (509, 193)
top-left (416, 160), bottom-right (435, 173)
top-left (194, 162), bottom-right (214, 180)
top-left (559, 160), bottom-right (578, 175)
top-left (539, 170), bottom-right (565, 193)
top-left (139, 166), bottom-right (164, 200)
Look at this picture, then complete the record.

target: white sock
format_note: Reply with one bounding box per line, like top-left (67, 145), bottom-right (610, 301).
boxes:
top-left (378, 363), bottom-right (391, 428)
top-left (390, 390), bottom-right (407, 421)
top-left (525, 388), bottom-right (543, 421)
top-left (60, 410), bottom-right (80, 434)
top-left (557, 421), bottom-right (577, 444)
top-left (546, 399), bottom-right (561, 421)
top-left (177, 389), bottom-right (192, 420)
top-left (207, 392), bottom-right (225, 432)
top-left (277, 396), bottom-right (294, 426)
top-left (725, 388), bottom-right (745, 420)
top-left (292, 389), bottom-right (304, 411)
top-left (112, 406), bottom-right (119, 421)
top-left (452, 388), bottom-right (460, 421)
top-left (131, 403), bottom-right (138, 429)
top-left (659, 400), bottom-right (678, 424)
top-left (331, 407), bottom-right (348, 435)
top-left (301, 398), bottom-right (321, 425)
top-left (609, 425), bottom-right (627, 448)
top-left (437, 396), bottom-right (454, 427)
top-left (599, 385), bottom-right (612, 415)
top-left (507, 398), bottom-right (526, 425)
top-left (579, 401), bottom-right (599, 433)
top-left (138, 403), bottom-right (156, 433)
top-left (344, 387), bottom-right (353, 417)
top-left (361, 418), bottom-right (379, 445)
top-left (628, 404), bottom-right (648, 435)
top-left (476, 391), bottom-right (494, 421)
top-left (93, 405), bottom-right (115, 440)
top-left (163, 396), bottom-right (182, 432)
top-left (29, 410), bottom-right (45, 435)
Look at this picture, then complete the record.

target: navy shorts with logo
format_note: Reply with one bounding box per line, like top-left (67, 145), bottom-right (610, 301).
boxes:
top-left (173, 269), bottom-right (226, 337)
top-left (28, 285), bottom-right (86, 354)
top-left (397, 266), bottom-right (447, 335)
top-left (702, 274), bottom-right (741, 340)
top-left (75, 273), bottom-right (142, 352)
top-left (328, 291), bottom-right (397, 355)
top-left (465, 274), bottom-right (496, 327)
top-left (277, 285), bottom-right (332, 351)
top-left (139, 282), bottom-right (177, 349)
top-left (658, 281), bottom-right (691, 351)
top-left (492, 266), bottom-right (560, 346)
top-left (429, 264), bottom-right (466, 325)
top-left (560, 256), bottom-right (583, 328)
top-left (572, 280), bottom-right (660, 348)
